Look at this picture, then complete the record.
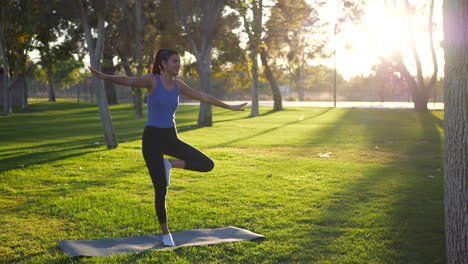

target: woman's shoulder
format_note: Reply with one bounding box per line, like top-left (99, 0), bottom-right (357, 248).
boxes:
top-left (144, 73), bottom-right (158, 93)
top-left (145, 73), bottom-right (159, 79)
top-left (140, 73), bottom-right (158, 81)
top-left (174, 79), bottom-right (189, 88)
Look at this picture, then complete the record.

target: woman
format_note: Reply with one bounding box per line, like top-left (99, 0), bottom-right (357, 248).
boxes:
top-left (88, 48), bottom-right (246, 247)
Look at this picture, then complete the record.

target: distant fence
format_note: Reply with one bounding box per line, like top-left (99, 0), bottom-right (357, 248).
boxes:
top-left (2, 75), bottom-right (444, 108)
top-left (26, 77), bottom-right (134, 105)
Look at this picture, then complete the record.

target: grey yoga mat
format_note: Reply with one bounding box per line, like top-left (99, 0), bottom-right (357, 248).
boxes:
top-left (58, 226), bottom-right (265, 257)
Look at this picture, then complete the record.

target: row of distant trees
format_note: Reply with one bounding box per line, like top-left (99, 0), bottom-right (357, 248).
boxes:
top-left (12, 62), bottom-right (445, 104)
top-left (1, 0), bottom-right (439, 139)
top-left (0, 0), bottom-right (361, 148)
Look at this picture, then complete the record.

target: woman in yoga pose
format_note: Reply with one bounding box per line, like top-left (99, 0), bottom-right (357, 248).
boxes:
top-left (88, 48), bottom-right (246, 247)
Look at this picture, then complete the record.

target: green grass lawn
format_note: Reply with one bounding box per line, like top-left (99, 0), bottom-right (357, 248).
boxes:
top-left (0, 100), bottom-right (445, 263)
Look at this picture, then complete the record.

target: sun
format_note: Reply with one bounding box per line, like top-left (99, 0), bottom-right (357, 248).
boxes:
top-left (328, 0), bottom-right (444, 79)
top-left (361, 3), bottom-right (410, 59)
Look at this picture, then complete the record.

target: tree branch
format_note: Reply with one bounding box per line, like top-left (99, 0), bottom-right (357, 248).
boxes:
top-left (0, 5), bottom-right (10, 87)
top-left (135, 0), bottom-right (143, 77)
top-left (405, 0), bottom-right (425, 90)
top-left (172, 0), bottom-right (200, 61)
top-left (75, 0), bottom-right (95, 58)
top-left (242, 14), bottom-right (253, 44)
top-left (428, 0), bottom-right (438, 87)
top-left (200, 0), bottom-right (224, 56)
top-left (93, 0), bottom-right (106, 66)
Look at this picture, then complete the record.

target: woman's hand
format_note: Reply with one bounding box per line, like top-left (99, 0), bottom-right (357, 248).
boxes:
top-left (88, 66), bottom-right (105, 79)
top-left (229, 102), bottom-right (248, 111)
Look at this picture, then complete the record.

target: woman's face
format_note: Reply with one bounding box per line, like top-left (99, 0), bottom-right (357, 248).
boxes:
top-left (162, 54), bottom-right (180, 76)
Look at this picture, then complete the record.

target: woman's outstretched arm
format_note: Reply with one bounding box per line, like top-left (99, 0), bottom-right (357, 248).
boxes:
top-left (176, 79), bottom-right (247, 111)
top-left (88, 66), bottom-right (152, 89)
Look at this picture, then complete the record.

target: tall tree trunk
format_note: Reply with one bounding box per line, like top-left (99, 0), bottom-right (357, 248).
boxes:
top-left (46, 66), bottom-right (56, 102)
top-left (443, 1), bottom-right (468, 263)
top-left (22, 74), bottom-right (28, 111)
top-left (405, 1), bottom-right (427, 112)
top-left (294, 68), bottom-right (301, 101)
top-left (243, 0), bottom-right (262, 117)
top-left (2, 73), bottom-right (10, 115)
top-left (102, 50), bottom-right (118, 105)
top-left (134, 0), bottom-right (144, 119)
top-left (260, 47), bottom-right (282, 111)
top-left (76, 0), bottom-right (118, 149)
top-left (426, 0), bottom-right (438, 96)
top-left (121, 56), bottom-right (143, 119)
top-left (250, 50), bottom-right (260, 117)
top-left (298, 64), bottom-right (305, 101)
top-left (0, 5), bottom-right (11, 115)
top-left (133, 88), bottom-right (143, 118)
top-left (173, 0), bottom-right (224, 127)
top-left (198, 65), bottom-right (213, 127)
top-left (0, 4), bottom-right (32, 115)
top-left (77, 81), bottom-right (81, 103)
top-left (1, 70), bottom-right (20, 116)
top-left (394, 0), bottom-right (438, 112)
top-left (113, 0), bottom-right (143, 118)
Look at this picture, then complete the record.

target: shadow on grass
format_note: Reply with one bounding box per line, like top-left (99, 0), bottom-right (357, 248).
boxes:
top-left (0, 142), bottom-right (105, 174)
top-left (301, 109), bottom-right (444, 263)
top-left (0, 103), bottom-right (283, 175)
top-left (175, 108), bottom-right (279, 134)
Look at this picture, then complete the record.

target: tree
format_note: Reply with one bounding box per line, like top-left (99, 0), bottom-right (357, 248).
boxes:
top-left (102, 20), bottom-right (118, 105)
top-left (173, 0), bottom-right (225, 127)
top-left (0, 0), bottom-right (36, 115)
top-left (231, 0), bottom-right (283, 111)
top-left (371, 58), bottom-right (408, 102)
top-left (33, 0), bottom-right (82, 103)
top-left (74, 0), bottom-right (118, 149)
top-left (36, 57), bottom-right (84, 93)
top-left (239, 0), bottom-right (263, 116)
top-left (383, 0), bottom-right (438, 112)
top-left (443, 0), bottom-right (468, 263)
top-left (260, 46), bottom-right (282, 110)
top-left (265, 0), bottom-right (325, 101)
top-left (108, 0), bottom-right (146, 117)
top-left (108, 0), bottom-right (179, 118)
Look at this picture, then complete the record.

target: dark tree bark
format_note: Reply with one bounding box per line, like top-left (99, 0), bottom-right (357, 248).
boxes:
top-left (241, 0), bottom-right (262, 117)
top-left (173, 0), bottom-right (225, 127)
top-left (46, 66), bottom-right (56, 102)
top-left (443, 0), bottom-right (468, 263)
top-left (386, 0), bottom-right (438, 112)
top-left (102, 48), bottom-right (118, 105)
top-left (75, 0), bottom-right (118, 149)
top-left (22, 74), bottom-right (28, 111)
top-left (260, 47), bottom-right (282, 111)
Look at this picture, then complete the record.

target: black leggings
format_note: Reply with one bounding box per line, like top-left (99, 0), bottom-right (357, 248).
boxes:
top-left (142, 126), bottom-right (214, 224)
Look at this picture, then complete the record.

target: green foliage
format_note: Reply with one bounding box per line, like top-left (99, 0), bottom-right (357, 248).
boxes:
top-left (35, 57), bottom-right (84, 90)
top-left (174, 0), bottom-right (244, 70)
top-left (53, 58), bottom-right (85, 89)
top-left (263, 0), bottom-right (327, 95)
top-left (33, 0), bottom-right (82, 68)
top-left (265, 0), bottom-right (325, 64)
top-left (0, 101), bottom-right (445, 263)
top-left (1, 0), bottom-right (38, 75)
top-left (211, 11), bottom-right (245, 72)
top-left (105, 0), bottom-right (162, 74)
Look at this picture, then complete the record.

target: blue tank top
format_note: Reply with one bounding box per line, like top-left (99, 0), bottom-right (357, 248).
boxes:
top-left (146, 75), bottom-right (180, 128)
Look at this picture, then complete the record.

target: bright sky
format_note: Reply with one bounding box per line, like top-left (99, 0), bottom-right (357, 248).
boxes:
top-left (316, 0), bottom-right (444, 80)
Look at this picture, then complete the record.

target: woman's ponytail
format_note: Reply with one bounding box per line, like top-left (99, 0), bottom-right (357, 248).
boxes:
top-left (151, 49), bottom-right (179, 75)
